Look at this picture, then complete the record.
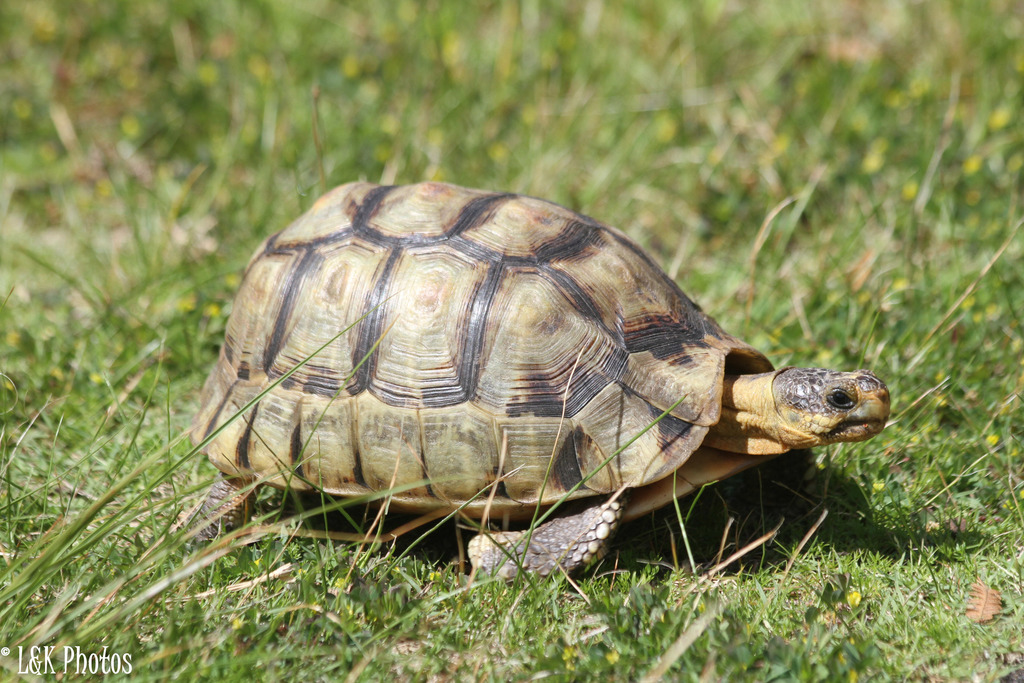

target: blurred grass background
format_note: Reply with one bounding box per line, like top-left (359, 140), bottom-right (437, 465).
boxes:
top-left (1, 0), bottom-right (1022, 680)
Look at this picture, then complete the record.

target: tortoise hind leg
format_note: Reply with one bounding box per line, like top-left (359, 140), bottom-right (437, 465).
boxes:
top-left (467, 495), bottom-right (627, 579)
top-left (193, 476), bottom-right (257, 540)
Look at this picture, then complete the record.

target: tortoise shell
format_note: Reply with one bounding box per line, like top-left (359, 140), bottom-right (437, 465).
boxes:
top-left (191, 182), bottom-right (772, 518)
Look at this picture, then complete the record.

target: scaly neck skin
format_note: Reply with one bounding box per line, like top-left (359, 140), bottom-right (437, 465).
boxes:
top-left (704, 372), bottom-right (808, 455)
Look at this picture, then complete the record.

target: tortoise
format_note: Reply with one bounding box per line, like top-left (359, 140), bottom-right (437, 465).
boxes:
top-left (191, 181), bottom-right (890, 578)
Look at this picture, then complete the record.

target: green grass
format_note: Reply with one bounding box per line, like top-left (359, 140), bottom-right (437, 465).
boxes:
top-left (2, 0), bottom-right (1022, 680)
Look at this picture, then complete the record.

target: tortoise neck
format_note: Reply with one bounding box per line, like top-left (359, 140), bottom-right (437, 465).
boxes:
top-left (704, 372), bottom-right (790, 455)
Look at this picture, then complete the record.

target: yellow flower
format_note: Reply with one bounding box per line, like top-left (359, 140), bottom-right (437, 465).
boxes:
top-left (772, 133), bottom-right (791, 155)
top-left (487, 142), bottom-right (509, 163)
top-left (562, 645), bottom-right (577, 671)
top-left (884, 90), bottom-right (905, 108)
top-left (521, 104), bottom-right (537, 127)
top-left (231, 617), bottom-right (244, 630)
top-left (380, 114), bottom-right (399, 136)
top-left (13, 98), bottom-right (31, 120)
top-left (441, 31), bottom-right (462, 68)
top-left (901, 181), bottom-right (919, 201)
top-left (606, 650), bottom-right (620, 665)
top-left (247, 54), bottom-right (270, 83)
top-left (988, 107), bottom-right (1012, 131)
top-left (909, 76), bottom-right (931, 99)
top-left (861, 140), bottom-right (887, 174)
top-left (118, 66), bottom-right (139, 90)
top-left (872, 481), bottom-right (884, 493)
top-left (655, 112), bottom-right (678, 143)
top-left (198, 62), bottom-right (219, 86)
top-left (397, 0), bottom-right (417, 23)
top-left (861, 153), bottom-right (883, 174)
top-left (846, 590), bottom-right (862, 608)
top-left (986, 434), bottom-right (999, 447)
top-left (962, 155), bottom-right (983, 175)
top-left (342, 54), bottom-right (360, 79)
top-left (176, 293), bottom-right (197, 313)
top-left (40, 142), bottom-right (58, 163)
top-left (33, 12), bottom-right (57, 43)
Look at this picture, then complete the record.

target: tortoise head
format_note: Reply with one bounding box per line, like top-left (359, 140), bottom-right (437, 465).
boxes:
top-left (709, 367), bottom-right (890, 455)
top-left (770, 368), bottom-right (890, 447)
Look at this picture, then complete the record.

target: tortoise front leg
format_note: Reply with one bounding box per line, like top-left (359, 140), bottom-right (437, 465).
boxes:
top-left (467, 495), bottom-right (626, 579)
top-left (194, 476), bottom-right (257, 540)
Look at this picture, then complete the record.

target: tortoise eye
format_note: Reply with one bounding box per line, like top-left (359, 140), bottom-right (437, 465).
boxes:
top-left (827, 388), bottom-right (856, 410)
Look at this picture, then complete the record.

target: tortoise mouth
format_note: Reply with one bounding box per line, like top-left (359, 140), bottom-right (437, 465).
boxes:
top-left (827, 418), bottom-right (887, 442)
top-left (824, 390), bottom-right (890, 442)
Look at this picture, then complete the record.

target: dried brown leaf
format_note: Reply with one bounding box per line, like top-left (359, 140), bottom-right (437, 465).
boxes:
top-left (965, 581), bottom-right (1001, 623)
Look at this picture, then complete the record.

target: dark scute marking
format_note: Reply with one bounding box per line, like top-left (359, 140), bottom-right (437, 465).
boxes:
top-left (262, 190), bottom-right (368, 253)
top-left (236, 404), bottom-right (258, 470)
top-left (351, 185), bottom-right (396, 236)
top-left (604, 229), bottom-right (698, 304)
top-left (223, 340), bottom-right (235, 365)
top-left (350, 443), bottom-right (368, 488)
top-left (302, 373), bottom-right (343, 398)
top-left (410, 383), bottom-right (465, 407)
top-left (445, 235), bottom-right (504, 263)
top-left (202, 380), bottom-right (240, 440)
top-left (647, 402), bottom-right (696, 451)
top-left (369, 252), bottom-right (506, 408)
top-left (289, 421), bottom-right (304, 478)
top-left (444, 193), bottom-right (515, 237)
top-left (603, 228), bottom-right (727, 342)
top-left (504, 350), bottom-right (623, 418)
top-left (270, 227), bottom-right (355, 254)
top-left (263, 231), bottom-right (351, 256)
top-left (538, 265), bottom-right (623, 348)
top-left (531, 220), bottom-right (602, 263)
top-left (356, 191), bottom-right (512, 248)
top-left (348, 248), bottom-right (402, 394)
top-left (455, 259), bottom-right (506, 403)
top-left (550, 427), bottom-right (587, 493)
top-left (263, 248), bottom-right (324, 372)
top-left (366, 383), bottom-right (426, 409)
top-left (236, 362), bottom-right (250, 381)
top-left (445, 229), bottom-right (600, 269)
top-left (264, 233), bottom-right (280, 258)
top-left (280, 376), bottom-right (299, 391)
top-left (624, 314), bottom-right (709, 362)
